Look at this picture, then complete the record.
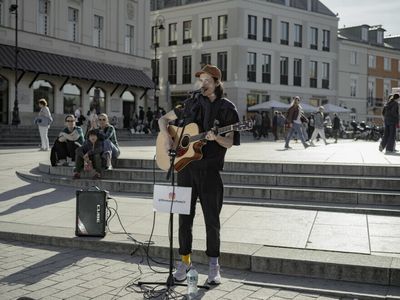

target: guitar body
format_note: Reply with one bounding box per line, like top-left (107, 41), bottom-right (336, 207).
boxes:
top-left (156, 123), bottom-right (206, 172)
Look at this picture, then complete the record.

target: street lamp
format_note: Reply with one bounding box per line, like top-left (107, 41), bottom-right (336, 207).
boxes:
top-left (9, 1), bottom-right (20, 126)
top-left (152, 15), bottom-right (165, 111)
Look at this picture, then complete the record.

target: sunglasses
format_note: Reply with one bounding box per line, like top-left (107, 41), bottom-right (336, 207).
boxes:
top-left (66, 120), bottom-right (75, 122)
top-left (99, 119), bottom-right (106, 121)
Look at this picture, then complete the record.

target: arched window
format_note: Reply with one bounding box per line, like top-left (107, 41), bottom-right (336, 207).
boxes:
top-left (0, 76), bottom-right (9, 124)
top-left (63, 83), bottom-right (81, 114)
top-left (122, 91), bottom-right (135, 101)
top-left (33, 80), bottom-right (54, 112)
top-left (89, 87), bottom-right (106, 114)
top-left (122, 91), bottom-right (136, 129)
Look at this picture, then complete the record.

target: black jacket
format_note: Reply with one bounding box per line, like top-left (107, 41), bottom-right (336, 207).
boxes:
top-left (383, 100), bottom-right (399, 125)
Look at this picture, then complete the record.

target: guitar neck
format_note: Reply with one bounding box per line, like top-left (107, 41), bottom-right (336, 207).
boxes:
top-left (189, 124), bottom-right (235, 143)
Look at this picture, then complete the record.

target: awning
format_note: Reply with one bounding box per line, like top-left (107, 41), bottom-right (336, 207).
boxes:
top-left (0, 44), bottom-right (154, 89)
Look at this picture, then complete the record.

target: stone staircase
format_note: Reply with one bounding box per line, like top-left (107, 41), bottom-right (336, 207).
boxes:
top-left (17, 158), bottom-right (400, 216)
top-left (0, 125), bottom-right (155, 147)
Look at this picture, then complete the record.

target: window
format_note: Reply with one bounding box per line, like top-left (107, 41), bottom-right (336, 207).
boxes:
top-left (33, 80), bottom-right (54, 113)
top-left (152, 26), bottom-right (160, 47)
top-left (247, 52), bottom-right (256, 82)
top-left (217, 52), bottom-right (227, 81)
top-left (89, 87), bottom-right (106, 114)
top-left (281, 21), bottom-right (289, 45)
top-left (350, 51), bottom-right (357, 65)
top-left (201, 53), bottom-right (211, 66)
top-left (293, 58), bottom-right (302, 86)
top-left (93, 15), bottom-right (104, 47)
top-left (202, 17), bottom-right (212, 42)
top-left (38, 0), bottom-right (50, 35)
top-left (384, 81), bottom-right (390, 99)
top-left (218, 15), bottom-right (228, 40)
top-left (168, 57), bottom-right (177, 84)
top-left (310, 61), bottom-right (317, 88)
top-left (183, 20), bottom-right (192, 44)
top-left (248, 15), bottom-right (257, 40)
top-left (262, 18), bottom-right (272, 42)
top-left (280, 56), bottom-right (288, 85)
top-left (63, 84), bottom-right (81, 114)
top-left (125, 25), bottom-right (134, 54)
top-left (262, 54), bottom-right (271, 83)
top-left (368, 55), bottom-right (376, 68)
top-left (168, 23), bottom-right (177, 46)
top-left (322, 62), bottom-right (329, 89)
top-left (377, 31), bottom-right (384, 44)
top-left (68, 7), bottom-right (79, 42)
top-left (294, 24), bottom-right (302, 47)
top-left (322, 29), bottom-right (330, 51)
top-left (310, 27), bottom-right (318, 50)
top-left (182, 56), bottom-right (192, 84)
top-left (350, 79), bottom-right (357, 97)
top-left (361, 27), bottom-right (368, 41)
top-left (367, 80), bottom-right (374, 106)
top-left (384, 57), bottom-right (391, 71)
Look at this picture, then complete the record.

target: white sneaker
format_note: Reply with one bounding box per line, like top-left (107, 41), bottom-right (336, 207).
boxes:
top-left (207, 264), bottom-right (221, 285)
top-left (173, 262), bottom-right (191, 282)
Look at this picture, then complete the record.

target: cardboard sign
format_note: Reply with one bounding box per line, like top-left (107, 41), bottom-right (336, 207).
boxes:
top-left (153, 185), bottom-right (192, 215)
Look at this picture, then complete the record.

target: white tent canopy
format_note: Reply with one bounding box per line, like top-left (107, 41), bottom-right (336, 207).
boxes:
top-left (248, 100), bottom-right (290, 111)
top-left (299, 103), bottom-right (318, 113)
top-left (322, 103), bottom-right (351, 113)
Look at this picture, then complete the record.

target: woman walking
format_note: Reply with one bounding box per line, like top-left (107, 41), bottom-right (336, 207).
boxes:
top-left (35, 98), bottom-right (53, 151)
top-left (284, 96), bottom-right (309, 149)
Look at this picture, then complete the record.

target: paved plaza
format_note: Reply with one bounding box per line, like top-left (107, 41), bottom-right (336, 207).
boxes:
top-left (0, 136), bottom-right (400, 299)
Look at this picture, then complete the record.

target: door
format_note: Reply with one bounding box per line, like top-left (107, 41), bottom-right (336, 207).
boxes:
top-left (0, 76), bottom-right (9, 124)
top-left (122, 101), bottom-right (135, 129)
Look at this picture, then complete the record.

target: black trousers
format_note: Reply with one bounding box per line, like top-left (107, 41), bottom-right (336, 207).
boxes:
top-left (177, 165), bottom-right (224, 258)
top-left (381, 123), bottom-right (397, 152)
top-left (53, 140), bottom-right (79, 161)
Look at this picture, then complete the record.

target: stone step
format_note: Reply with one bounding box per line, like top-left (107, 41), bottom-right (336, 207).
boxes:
top-left (39, 163), bottom-right (400, 191)
top-left (0, 222), bottom-right (399, 288)
top-left (116, 158), bottom-right (400, 177)
top-left (18, 169), bottom-right (400, 208)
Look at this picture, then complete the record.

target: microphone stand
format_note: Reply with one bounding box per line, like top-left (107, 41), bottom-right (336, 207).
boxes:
top-left (138, 117), bottom-right (209, 298)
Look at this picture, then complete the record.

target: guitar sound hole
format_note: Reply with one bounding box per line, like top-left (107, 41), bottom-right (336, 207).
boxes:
top-left (181, 135), bottom-right (190, 148)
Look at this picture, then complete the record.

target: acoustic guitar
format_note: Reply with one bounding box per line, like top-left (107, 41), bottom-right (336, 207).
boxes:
top-left (156, 120), bottom-right (253, 172)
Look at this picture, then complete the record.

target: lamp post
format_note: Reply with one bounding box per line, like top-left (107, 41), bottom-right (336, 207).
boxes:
top-left (9, 1), bottom-right (20, 126)
top-left (152, 15), bottom-right (165, 111)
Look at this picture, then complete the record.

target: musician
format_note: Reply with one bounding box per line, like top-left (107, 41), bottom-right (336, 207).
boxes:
top-left (158, 64), bottom-right (240, 285)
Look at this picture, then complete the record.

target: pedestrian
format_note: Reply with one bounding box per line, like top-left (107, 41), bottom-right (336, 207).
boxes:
top-left (34, 98), bottom-right (53, 151)
top-left (379, 93), bottom-right (399, 154)
top-left (158, 64), bottom-right (240, 285)
top-left (261, 112), bottom-right (270, 138)
top-left (138, 106), bottom-right (145, 125)
top-left (310, 106), bottom-right (328, 146)
top-left (50, 115), bottom-right (84, 167)
top-left (332, 113), bottom-right (341, 143)
top-left (146, 107), bottom-right (154, 128)
top-left (254, 111), bottom-right (262, 139)
top-left (284, 96), bottom-right (309, 149)
top-left (272, 111), bottom-right (278, 141)
top-left (277, 111), bottom-right (286, 140)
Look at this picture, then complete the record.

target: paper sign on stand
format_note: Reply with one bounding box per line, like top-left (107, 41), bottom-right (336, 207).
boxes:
top-left (153, 185), bottom-right (192, 215)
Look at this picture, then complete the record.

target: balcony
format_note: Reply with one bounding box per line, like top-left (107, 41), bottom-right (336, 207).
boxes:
top-left (168, 40), bottom-right (177, 46)
top-left (280, 75), bottom-right (288, 85)
top-left (202, 36), bottom-right (211, 42)
top-left (263, 36), bottom-right (271, 42)
top-left (322, 46), bottom-right (330, 52)
top-left (322, 79), bottom-right (329, 89)
top-left (310, 78), bottom-right (317, 88)
top-left (218, 33), bottom-right (227, 40)
top-left (294, 41), bottom-right (302, 47)
top-left (248, 34), bottom-right (257, 40)
top-left (182, 74), bottom-right (191, 84)
top-left (280, 39), bottom-right (289, 45)
top-left (310, 44), bottom-right (318, 50)
top-left (247, 71), bottom-right (256, 82)
top-left (168, 75), bottom-right (177, 85)
top-left (262, 73), bottom-right (271, 83)
top-left (183, 38), bottom-right (192, 44)
top-left (293, 76), bottom-right (301, 86)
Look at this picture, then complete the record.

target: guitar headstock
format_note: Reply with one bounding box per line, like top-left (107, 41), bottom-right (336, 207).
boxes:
top-left (232, 120), bottom-right (253, 132)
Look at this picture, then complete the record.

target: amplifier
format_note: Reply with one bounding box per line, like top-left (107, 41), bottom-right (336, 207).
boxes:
top-left (75, 190), bottom-right (107, 237)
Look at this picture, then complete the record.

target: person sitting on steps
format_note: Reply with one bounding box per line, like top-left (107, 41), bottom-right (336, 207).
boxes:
top-left (73, 129), bottom-right (104, 180)
top-left (50, 115), bottom-right (84, 167)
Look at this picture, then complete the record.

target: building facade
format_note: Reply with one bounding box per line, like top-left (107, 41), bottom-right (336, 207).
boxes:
top-left (0, 0), bottom-right (153, 127)
top-left (338, 25), bottom-right (400, 124)
top-left (151, 0), bottom-right (338, 119)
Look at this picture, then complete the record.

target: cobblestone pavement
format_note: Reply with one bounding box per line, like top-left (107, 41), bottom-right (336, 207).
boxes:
top-left (0, 240), bottom-right (347, 300)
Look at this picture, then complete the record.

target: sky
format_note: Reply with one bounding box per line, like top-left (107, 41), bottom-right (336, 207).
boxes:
top-left (320, 0), bottom-right (400, 37)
